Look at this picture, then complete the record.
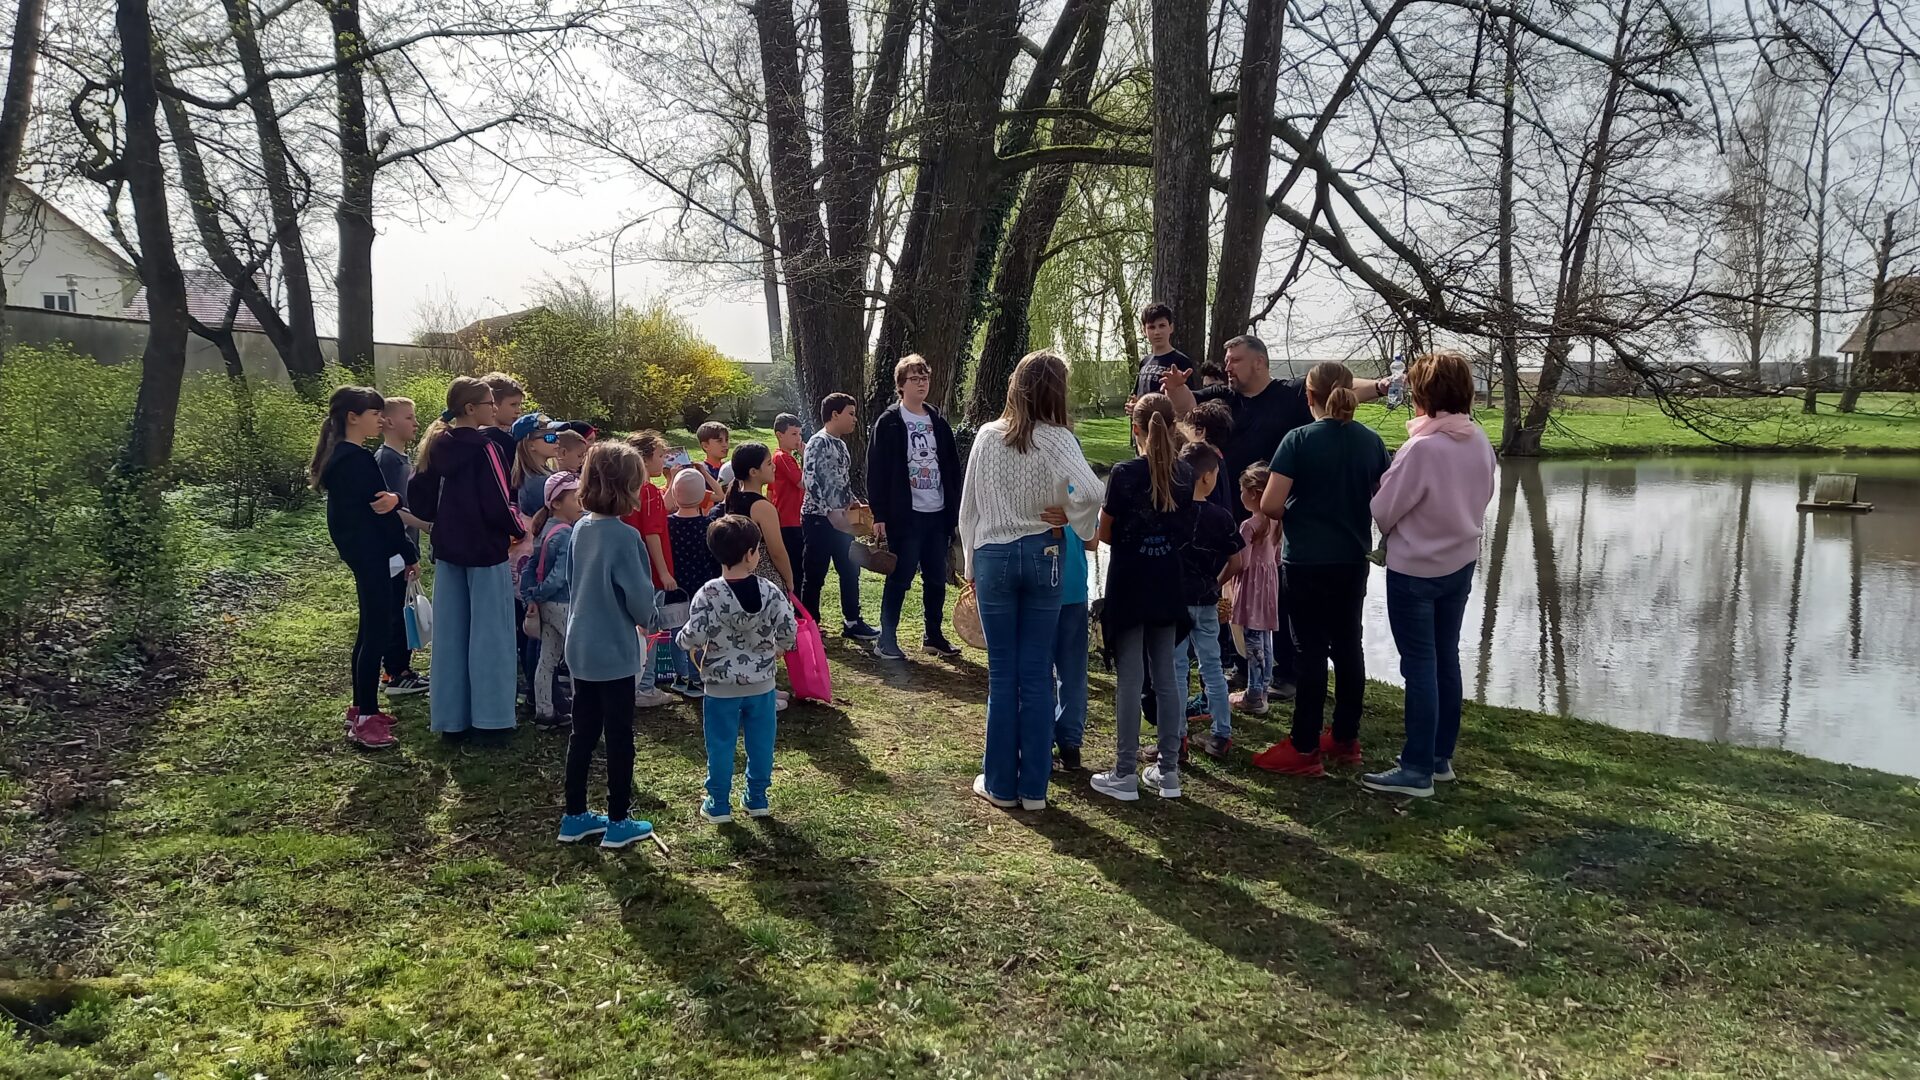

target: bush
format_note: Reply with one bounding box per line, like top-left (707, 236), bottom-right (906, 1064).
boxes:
top-left (173, 370), bottom-right (330, 527)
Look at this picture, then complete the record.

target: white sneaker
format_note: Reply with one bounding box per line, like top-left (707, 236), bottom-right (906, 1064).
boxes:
top-left (972, 774), bottom-right (1016, 808)
top-left (634, 687), bottom-right (676, 708)
top-left (1143, 764), bottom-right (1182, 799)
top-left (1090, 771), bottom-right (1140, 802)
top-left (1020, 797), bottom-right (1047, 811)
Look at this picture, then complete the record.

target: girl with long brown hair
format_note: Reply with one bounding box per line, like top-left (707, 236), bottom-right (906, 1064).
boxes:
top-left (955, 350), bottom-right (1104, 811)
top-left (1089, 393), bottom-right (1196, 802)
top-left (407, 376), bottom-right (526, 738)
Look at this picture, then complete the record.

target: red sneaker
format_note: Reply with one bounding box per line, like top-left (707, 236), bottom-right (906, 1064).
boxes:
top-left (1252, 742), bottom-right (1325, 776)
top-left (1320, 732), bottom-right (1363, 766)
top-left (347, 712), bottom-right (398, 749)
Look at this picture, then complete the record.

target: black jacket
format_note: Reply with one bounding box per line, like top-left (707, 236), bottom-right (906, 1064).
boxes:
top-left (323, 441), bottom-right (417, 573)
top-left (866, 401), bottom-right (962, 533)
top-left (407, 427), bottom-right (525, 567)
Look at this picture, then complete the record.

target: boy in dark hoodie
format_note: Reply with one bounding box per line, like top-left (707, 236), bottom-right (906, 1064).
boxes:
top-left (863, 354), bottom-right (963, 660)
top-left (408, 376), bottom-right (526, 738)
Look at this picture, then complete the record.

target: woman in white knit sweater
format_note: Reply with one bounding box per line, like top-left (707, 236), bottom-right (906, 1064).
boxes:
top-left (957, 351), bottom-right (1105, 811)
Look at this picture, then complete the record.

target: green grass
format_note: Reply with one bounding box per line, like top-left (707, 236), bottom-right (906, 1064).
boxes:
top-left (4, 508), bottom-right (1918, 1078)
top-left (1076, 393), bottom-right (1920, 465)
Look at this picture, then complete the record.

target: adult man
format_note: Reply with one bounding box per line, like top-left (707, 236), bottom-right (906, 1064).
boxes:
top-left (801, 393), bottom-right (881, 641)
top-left (866, 355), bottom-right (964, 660)
top-left (1133, 301), bottom-right (1194, 400)
top-left (1164, 335), bottom-right (1390, 700)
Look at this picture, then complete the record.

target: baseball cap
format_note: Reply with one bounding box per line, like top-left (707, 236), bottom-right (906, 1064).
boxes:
top-left (544, 470), bottom-right (581, 507)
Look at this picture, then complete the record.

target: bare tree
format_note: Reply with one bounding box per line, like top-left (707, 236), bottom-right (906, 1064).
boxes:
top-left (1150, 0), bottom-right (1211, 360)
top-left (1207, 0), bottom-right (1283, 367)
top-left (0, 0), bottom-right (46, 358)
top-left (1707, 71), bottom-right (1809, 381)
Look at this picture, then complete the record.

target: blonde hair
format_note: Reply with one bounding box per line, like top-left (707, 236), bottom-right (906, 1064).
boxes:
top-left (1132, 392), bottom-right (1182, 512)
top-left (381, 396), bottom-right (415, 415)
top-left (1000, 350), bottom-right (1071, 452)
top-left (415, 376), bottom-right (491, 475)
top-left (511, 431), bottom-right (556, 489)
top-left (580, 441), bottom-right (644, 517)
top-left (1305, 361), bottom-right (1357, 422)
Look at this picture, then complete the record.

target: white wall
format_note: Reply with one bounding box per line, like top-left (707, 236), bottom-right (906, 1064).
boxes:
top-left (1, 192), bottom-right (138, 317)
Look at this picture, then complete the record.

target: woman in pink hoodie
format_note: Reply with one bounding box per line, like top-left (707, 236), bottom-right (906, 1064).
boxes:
top-left (1361, 353), bottom-right (1496, 799)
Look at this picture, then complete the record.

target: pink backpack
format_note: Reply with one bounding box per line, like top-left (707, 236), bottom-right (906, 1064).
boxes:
top-left (783, 595), bottom-right (832, 703)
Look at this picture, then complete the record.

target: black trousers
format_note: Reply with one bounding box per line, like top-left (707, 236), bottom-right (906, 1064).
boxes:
top-left (880, 510), bottom-right (951, 642)
top-left (350, 562), bottom-right (403, 714)
top-left (383, 572), bottom-right (412, 679)
top-left (801, 514), bottom-right (864, 625)
top-left (566, 675), bottom-right (635, 820)
top-left (781, 525), bottom-right (806, 588)
top-left (1283, 562), bottom-right (1370, 752)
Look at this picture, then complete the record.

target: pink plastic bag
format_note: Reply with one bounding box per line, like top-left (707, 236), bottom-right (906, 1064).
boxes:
top-left (783, 596), bottom-right (832, 703)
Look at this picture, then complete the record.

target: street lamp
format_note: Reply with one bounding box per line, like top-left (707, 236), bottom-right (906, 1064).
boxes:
top-left (609, 215), bottom-right (649, 356)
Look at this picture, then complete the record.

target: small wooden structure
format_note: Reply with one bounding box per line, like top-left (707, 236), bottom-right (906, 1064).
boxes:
top-left (1798, 473), bottom-right (1874, 513)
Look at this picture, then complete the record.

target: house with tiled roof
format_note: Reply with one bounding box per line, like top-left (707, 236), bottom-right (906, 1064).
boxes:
top-left (1, 182), bottom-right (139, 315)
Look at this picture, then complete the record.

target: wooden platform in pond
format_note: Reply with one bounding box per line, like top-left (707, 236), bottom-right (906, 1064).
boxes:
top-left (1798, 472), bottom-right (1874, 513)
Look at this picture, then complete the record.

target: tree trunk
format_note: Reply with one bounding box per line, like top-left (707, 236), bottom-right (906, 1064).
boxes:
top-left (1206, 0), bottom-right (1283, 367)
top-left (1496, 18), bottom-right (1523, 454)
top-left (119, 0), bottom-right (191, 472)
top-left (223, 0), bottom-right (326, 391)
top-left (1511, 0), bottom-right (1632, 457)
top-left (737, 143), bottom-right (786, 365)
top-left (1841, 210), bottom-right (1895, 414)
top-left (1150, 0), bottom-right (1212, 361)
top-left (867, 0), bottom-right (1025, 418)
top-left (0, 0), bottom-right (45, 359)
top-left (1802, 125), bottom-right (1830, 415)
top-left (325, 0), bottom-right (378, 380)
top-left (966, 1), bottom-right (1111, 427)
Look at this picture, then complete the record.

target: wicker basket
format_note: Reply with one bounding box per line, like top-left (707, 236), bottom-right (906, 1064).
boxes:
top-left (851, 536), bottom-right (898, 576)
top-left (952, 583), bottom-right (987, 650)
top-left (846, 504), bottom-right (876, 538)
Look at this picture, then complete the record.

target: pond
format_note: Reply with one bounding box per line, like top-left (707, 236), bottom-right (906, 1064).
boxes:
top-left (1096, 455), bottom-right (1920, 777)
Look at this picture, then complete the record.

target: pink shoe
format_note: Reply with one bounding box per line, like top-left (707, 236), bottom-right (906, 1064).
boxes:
top-left (347, 712), bottom-right (398, 749)
top-left (343, 706), bottom-right (360, 734)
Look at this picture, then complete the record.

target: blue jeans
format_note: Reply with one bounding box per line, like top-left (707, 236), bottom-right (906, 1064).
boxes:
top-left (670, 639), bottom-right (702, 689)
top-left (703, 690), bottom-right (778, 808)
top-left (1242, 628), bottom-right (1273, 699)
top-left (974, 533), bottom-right (1063, 802)
top-left (880, 510), bottom-right (951, 647)
top-left (1181, 604), bottom-right (1232, 739)
top-left (430, 561), bottom-right (517, 732)
top-left (1387, 562), bottom-right (1475, 778)
top-left (1053, 601), bottom-right (1089, 751)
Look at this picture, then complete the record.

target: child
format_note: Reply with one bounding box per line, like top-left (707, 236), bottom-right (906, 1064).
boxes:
top-left (621, 431), bottom-right (679, 708)
top-left (1091, 393), bottom-right (1195, 802)
top-left (510, 419), bottom-right (560, 518)
top-left (1052, 501), bottom-right (1094, 773)
top-left (1253, 361), bottom-right (1391, 778)
top-left (551, 426), bottom-right (588, 475)
top-left (1229, 464), bottom-right (1282, 718)
top-left (313, 385), bottom-right (417, 749)
top-left (677, 514), bottom-right (799, 823)
top-left (723, 443), bottom-right (799, 596)
top-left (557, 441), bottom-right (658, 849)
top-left (768, 414), bottom-right (807, 582)
top-left (694, 421), bottom-right (731, 513)
top-left (665, 468), bottom-right (721, 697)
top-left (408, 377), bottom-right (526, 737)
top-left (478, 371), bottom-right (526, 459)
top-left (1176, 443), bottom-right (1245, 759)
top-left (376, 396), bottom-right (430, 697)
top-left (522, 471), bottom-right (582, 728)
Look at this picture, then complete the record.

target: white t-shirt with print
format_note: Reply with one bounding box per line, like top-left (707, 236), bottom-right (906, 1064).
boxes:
top-left (903, 407), bottom-right (944, 513)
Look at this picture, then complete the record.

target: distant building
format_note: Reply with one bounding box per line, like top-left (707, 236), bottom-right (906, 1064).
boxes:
top-left (417, 307), bottom-right (547, 350)
top-left (1, 183), bottom-right (139, 315)
top-left (121, 269), bottom-right (267, 332)
top-left (1838, 276), bottom-right (1920, 389)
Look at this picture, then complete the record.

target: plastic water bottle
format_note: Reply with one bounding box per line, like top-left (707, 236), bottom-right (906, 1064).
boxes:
top-left (1386, 356), bottom-right (1406, 408)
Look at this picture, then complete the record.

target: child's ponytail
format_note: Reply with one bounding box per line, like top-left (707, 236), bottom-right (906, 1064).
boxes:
top-left (1306, 361), bottom-right (1357, 423)
top-left (309, 385), bottom-right (385, 491)
top-left (728, 442), bottom-right (772, 501)
top-left (1134, 392), bottom-right (1182, 512)
top-left (415, 376), bottom-right (491, 475)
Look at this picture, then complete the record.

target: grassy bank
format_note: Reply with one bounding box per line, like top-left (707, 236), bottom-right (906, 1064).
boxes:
top-left (4, 508), bottom-right (1916, 1079)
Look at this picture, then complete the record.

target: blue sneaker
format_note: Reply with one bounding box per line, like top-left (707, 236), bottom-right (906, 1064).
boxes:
top-left (744, 794), bottom-right (771, 819)
top-left (600, 817), bottom-right (654, 848)
top-left (557, 811), bottom-right (610, 843)
top-left (1361, 767), bottom-right (1435, 798)
top-left (698, 798), bottom-right (733, 824)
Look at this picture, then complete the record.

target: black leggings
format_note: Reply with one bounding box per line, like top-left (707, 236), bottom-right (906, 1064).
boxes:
top-left (1283, 562), bottom-right (1370, 751)
top-left (350, 562), bottom-right (404, 714)
top-left (566, 675), bottom-right (635, 820)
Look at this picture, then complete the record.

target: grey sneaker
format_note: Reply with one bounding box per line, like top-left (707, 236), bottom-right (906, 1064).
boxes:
top-left (1198, 732), bottom-right (1232, 760)
top-left (1433, 758), bottom-right (1456, 782)
top-left (1143, 764), bottom-right (1182, 798)
top-left (1090, 771), bottom-right (1140, 802)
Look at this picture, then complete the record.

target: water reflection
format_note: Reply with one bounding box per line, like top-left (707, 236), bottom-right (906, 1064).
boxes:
top-left (1361, 456), bottom-right (1920, 777)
